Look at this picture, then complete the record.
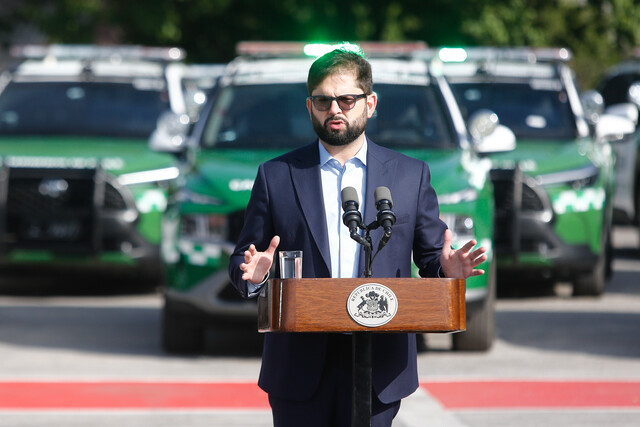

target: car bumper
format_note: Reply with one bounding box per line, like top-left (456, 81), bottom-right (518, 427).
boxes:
top-left (495, 212), bottom-right (599, 279)
top-left (0, 165), bottom-right (164, 270)
top-left (491, 167), bottom-right (602, 280)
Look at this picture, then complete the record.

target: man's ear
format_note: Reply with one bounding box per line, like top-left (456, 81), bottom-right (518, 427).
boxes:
top-left (366, 92), bottom-right (377, 118)
top-left (306, 97), bottom-right (313, 117)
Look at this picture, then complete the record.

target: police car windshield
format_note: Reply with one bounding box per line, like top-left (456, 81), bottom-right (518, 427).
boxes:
top-left (449, 82), bottom-right (577, 140)
top-left (0, 81), bottom-right (169, 138)
top-left (201, 82), bottom-right (455, 150)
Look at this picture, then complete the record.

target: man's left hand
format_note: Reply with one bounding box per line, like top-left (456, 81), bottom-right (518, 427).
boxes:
top-left (440, 229), bottom-right (487, 279)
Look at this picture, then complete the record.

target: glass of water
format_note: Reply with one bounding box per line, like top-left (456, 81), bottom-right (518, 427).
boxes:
top-left (279, 250), bottom-right (302, 279)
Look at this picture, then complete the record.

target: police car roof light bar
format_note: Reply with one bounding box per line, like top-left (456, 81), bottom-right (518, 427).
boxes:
top-left (236, 41), bottom-right (428, 59)
top-left (10, 44), bottom-right (186, 62)
top-left (416, 46), bottom-right (573, 64)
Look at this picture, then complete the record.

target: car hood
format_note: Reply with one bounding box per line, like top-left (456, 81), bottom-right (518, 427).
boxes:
top-left (487, 138), bottom-right (594, 177)
top-left (397, 148), bottom-right (489, 196)
top-left (0, 136), bottom-right (175, 176)
top-left (188, 147), bottom-right (485, 212)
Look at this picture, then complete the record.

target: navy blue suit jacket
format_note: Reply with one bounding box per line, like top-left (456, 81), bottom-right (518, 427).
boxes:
top-left (229, 139), bottom-right (446, 404)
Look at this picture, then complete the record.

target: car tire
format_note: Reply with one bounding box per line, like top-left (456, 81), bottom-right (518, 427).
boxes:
top-left (162, 302), bottom-right (204, 353)
top-left (573, 224), bottom-right (609, 297)
top-left (452, 263), bottom-right (496, 352)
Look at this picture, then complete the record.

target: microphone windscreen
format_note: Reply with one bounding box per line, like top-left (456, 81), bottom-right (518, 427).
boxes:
top-left (341, 186), bottom-right (359, 206)
top-left (374, 186), bottom-right (392, 205)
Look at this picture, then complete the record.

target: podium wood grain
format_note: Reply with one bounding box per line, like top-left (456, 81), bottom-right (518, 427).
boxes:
top-left (258, 278), bottom-right (466, 333)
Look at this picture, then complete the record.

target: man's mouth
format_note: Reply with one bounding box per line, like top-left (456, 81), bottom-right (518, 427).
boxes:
top-left (327, 118), bottom-right (346, 130)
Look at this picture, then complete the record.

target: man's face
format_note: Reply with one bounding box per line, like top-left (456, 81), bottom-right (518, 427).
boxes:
top-left (306, 71), bottom-right (377, 146)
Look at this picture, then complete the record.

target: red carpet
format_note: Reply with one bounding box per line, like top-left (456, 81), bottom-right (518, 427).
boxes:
top-left (0, 381), bottom-right (269, 409)
top-left (421, 380), bottom-right (640, 409)
top-left (0, 380), bottom-right (638, 409)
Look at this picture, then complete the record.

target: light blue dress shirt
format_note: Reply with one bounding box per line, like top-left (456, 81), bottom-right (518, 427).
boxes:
top-left (319, 139), bottom-right (367, 278)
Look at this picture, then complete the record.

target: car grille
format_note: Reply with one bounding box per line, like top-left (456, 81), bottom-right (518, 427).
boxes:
top-left (490, 168), bottom-right (550, 254)
top-left (104, 182), bottom-right (128, 210)
top-left (492, 173), bottom-right (546, 215)
top-left (1, 167), bottom-right (131, 253)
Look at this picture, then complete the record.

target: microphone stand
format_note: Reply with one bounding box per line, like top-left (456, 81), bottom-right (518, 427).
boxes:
top-left (348, 223), bottom-right (374, 278)
top-left (350, 220), bottom-right (380, 427)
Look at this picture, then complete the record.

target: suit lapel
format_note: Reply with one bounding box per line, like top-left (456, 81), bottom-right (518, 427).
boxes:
top-left (290, 143), bottom-right (332, 274)
top-left (359, 139), bottom-right (398, 276)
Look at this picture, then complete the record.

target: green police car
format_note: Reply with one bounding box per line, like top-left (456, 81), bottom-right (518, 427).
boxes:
top-left (0, 45), bottom-right (184, 282)
top-left (596, 56), bottom-right (640, 232)
top-left (157, 42), bottom-right (514, 353)
top-left (421, 47), bottom-right (624, 296)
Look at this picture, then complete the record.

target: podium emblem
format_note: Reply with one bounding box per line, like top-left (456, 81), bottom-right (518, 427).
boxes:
top-left (347, 283), bottom-right (398, 327)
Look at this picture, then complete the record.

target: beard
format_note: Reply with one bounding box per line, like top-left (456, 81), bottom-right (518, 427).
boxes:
top-left (311, 108), bottom-right (368, 147)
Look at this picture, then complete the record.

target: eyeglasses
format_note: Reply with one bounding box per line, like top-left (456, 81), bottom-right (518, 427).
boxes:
top-left (308, 93), bottom-right (368, 111)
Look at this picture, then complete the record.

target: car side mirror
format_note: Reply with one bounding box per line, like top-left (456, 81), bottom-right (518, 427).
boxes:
top-left (468, 109), bottom-right (516, 154)
top-left (595, 113), bottom-right (636, 142)
top-left (604, 102), bottom-right (638, 127)
top-left (148, 110), bottom-right (191, 154)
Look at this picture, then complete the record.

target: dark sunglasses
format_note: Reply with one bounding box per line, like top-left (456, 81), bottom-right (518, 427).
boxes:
top-left (308, 93), bottom-right (368, 111)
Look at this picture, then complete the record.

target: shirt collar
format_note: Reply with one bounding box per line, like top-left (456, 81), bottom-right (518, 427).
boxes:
top-left (318, 136), bottom-right (368, 168)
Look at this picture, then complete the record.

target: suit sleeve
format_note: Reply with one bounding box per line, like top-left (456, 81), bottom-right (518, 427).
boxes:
top-left (413, 161), bottom-right (448, 278)
top-left (228, 163), bottom-right (275, 298)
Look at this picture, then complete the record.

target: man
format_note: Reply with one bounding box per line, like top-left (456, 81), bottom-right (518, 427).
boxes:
top-left (228, 46), bottom-right (486, 427)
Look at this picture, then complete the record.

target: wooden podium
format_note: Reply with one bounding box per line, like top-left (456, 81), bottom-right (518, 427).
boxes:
top-left (257, 277), bottom-right (466, 427)
top-left (258, 277), bottom-right (466, 333)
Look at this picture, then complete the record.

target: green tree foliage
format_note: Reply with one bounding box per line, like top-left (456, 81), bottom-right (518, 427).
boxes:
top-left (4, 0), bottom-right (640, 87)
top-left (457, 0), bottom-right (640, 86)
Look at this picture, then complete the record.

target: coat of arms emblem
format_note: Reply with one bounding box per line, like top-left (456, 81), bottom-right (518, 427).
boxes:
top-left (347, 283), bottom-right (398, 327)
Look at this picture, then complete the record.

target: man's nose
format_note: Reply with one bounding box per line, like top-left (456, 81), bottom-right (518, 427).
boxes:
top-left (328, 99), bottom-right (343, 114)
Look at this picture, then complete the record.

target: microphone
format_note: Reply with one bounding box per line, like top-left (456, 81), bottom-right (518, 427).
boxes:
top-left (341, 186), bottom-right (362, 234)
top-left (374, 186), bottom-right (396, 247)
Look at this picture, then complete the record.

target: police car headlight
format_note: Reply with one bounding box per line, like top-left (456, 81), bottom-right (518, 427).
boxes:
top-left (180, 214), bottom-right (228, 241)
top-left (440, 213), bottom-right (475, 242)
top-left (536, 164), bottom-right (599, 189)
top-left (118, 166), bottom-right (180, 186)
top-left (175, 188), bottom-right (223, 205)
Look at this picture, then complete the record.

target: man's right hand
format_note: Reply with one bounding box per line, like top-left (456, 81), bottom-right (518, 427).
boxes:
top-left (240, 235), bottom-right (280, 283)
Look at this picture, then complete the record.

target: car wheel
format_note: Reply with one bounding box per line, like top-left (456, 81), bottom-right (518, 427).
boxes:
top-left (162, 302), bottom-right (204, 353)
top-left (452, 262), bottom-right (496, 352)
top-left (573, 225), bottom-right (609, 297)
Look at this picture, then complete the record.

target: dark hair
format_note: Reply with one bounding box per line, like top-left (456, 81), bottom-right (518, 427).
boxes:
top-left (307, 48), bottom-right (373, 96)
